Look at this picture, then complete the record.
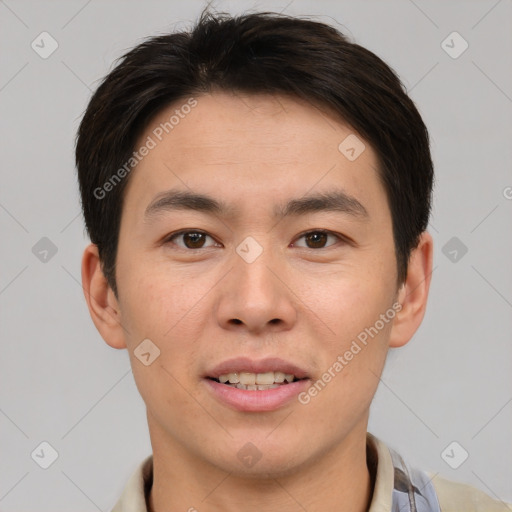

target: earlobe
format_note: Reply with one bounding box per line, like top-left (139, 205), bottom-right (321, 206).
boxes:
top-left (81, 243), bottom-right (127, 349)
top-left (388, 231), bottom-right (434, 348)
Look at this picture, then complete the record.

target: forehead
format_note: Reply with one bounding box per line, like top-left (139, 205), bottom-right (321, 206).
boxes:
top-left (121, 91), bottom-right (387, 224)
top-left (144, 92), bottom-right (364, 162)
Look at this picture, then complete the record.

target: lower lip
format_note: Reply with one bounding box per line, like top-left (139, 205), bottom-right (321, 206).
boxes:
top-left (204, 378), bottom-right (311, 412)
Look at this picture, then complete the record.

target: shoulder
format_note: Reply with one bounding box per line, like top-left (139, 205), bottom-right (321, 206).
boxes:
top-left (368, 433), bottom-right (511, 512)
top-left (428, 472), bottom-right (512, 512)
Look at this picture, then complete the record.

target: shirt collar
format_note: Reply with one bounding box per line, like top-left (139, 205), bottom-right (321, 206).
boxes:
top-left (111, 433), bottom-right (397, 512)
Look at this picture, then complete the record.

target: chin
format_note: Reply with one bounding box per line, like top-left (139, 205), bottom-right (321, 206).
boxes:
top-left (224, 457), bottom-right (305, 480)
top-left (208, 439), bottom-right (310, 479)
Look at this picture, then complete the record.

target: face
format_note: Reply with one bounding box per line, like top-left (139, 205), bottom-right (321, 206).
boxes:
top-left (111, 92), bottom-right (401, 476)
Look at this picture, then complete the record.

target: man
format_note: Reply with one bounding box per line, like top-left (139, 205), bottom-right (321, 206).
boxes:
top-left (76, 8), bottom-right (510, 512)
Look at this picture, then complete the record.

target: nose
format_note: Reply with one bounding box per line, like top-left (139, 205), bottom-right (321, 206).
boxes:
top-left (215, 242), bottom-right (297, 335)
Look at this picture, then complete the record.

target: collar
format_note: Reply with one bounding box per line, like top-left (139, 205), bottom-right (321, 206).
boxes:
top-left (111, 433), bottom-right (440, 512)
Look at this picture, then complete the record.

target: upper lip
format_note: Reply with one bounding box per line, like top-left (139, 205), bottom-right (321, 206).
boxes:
top-left (205, 357), bottom-right (310, 380)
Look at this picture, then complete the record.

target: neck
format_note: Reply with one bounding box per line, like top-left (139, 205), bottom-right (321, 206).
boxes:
top-left (147, 418), bottom-right (373, 512)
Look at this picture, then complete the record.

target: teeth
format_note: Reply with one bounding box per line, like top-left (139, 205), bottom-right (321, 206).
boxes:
top-left (217, 371), bottom-right (298, 385)
top-left (233, 383), bottom-right (281, 390)
top-left (274, 371), bottom-right (285, 383)
top-left (256, 372), bottom-right (275, 385)
top-left (239, 372), bottom-right (256, 385)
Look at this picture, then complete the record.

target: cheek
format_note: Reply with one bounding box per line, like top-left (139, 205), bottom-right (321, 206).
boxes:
top-left (115, 259), bottom-right (215, 398)
top-left (302, 261), bottom-right (395, 343)
top-left (303, 266), bottom-right (396, 417)
top-left (117, 255), bottom-right (211, 340)
top-left (298, 288), bottom-right (394, 435)
top-left (118, 268), bottom-right (208, 414)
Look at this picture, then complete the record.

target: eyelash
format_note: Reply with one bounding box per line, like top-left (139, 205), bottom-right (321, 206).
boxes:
top-left (163, 229), bottom-right (347, 251)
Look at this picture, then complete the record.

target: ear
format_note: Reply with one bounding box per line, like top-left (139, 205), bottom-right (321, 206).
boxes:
top-left (81, 243), bottom-right (127, 349)
top-left (389, 231), bottom-right (434, 348)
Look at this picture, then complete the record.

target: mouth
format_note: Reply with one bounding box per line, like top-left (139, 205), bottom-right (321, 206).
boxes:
top-left (204, 357), bottom-right (311, 411)
top-left (207, 371), bottom-right (307, 391)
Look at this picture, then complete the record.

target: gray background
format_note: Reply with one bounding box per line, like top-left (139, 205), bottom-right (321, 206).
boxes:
top-left (1, 0), bottom-right (511, 510)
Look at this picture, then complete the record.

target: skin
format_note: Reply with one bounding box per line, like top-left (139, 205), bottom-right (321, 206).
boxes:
top-left (82, 92), bottom-right (433, 512)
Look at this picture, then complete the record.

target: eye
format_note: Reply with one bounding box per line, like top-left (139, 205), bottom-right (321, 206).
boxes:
top-left (164, 229), bottom-right (346, 251)
top-left (165, 230), bottom-right (218, 250)
top-left (292, 230), bottom-right (343, 249)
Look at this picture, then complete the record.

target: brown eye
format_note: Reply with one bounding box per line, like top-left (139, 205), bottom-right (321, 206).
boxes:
top-left (167, 231), bottom-right (216, 249)
top-left (305, 232), bottom-right (328, 248)
top-left (294, 230), bottom-right (341, 249)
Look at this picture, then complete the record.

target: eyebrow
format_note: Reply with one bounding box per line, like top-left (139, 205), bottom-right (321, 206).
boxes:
top-left (144, 188), bottom-right (369, 221)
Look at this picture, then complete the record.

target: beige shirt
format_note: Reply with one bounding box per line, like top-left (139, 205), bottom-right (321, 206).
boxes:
top-left (111, 433), bottom-right (511, 511)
